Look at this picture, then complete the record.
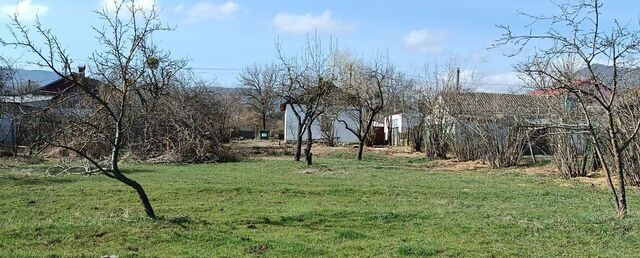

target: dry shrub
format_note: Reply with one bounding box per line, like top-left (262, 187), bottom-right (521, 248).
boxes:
top-left (622, 143), bottom-right (640, 186)
top-left (21, 82), bottom-right (246, 164)
top-left (450, 121), bottom-right (530, 168)
top-left (479, 123), bottom-right (530, 168)
top-left (127, 85), bottom-right (244, 163)
top-left (451, 122), bottom-right (483, 162)
top-left (617, 91), bottom-right (640, 186)
top-left (549, 129), bottom-right (591, 178)
top-left (443, 92), bottom-right (551, 168)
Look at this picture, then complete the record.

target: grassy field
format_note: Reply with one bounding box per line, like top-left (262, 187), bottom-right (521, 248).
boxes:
top-left (1, 151), bottom-right (640, 257)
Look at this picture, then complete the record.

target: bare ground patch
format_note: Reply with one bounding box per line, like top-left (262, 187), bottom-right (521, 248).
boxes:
top-left (312, 145), bottom-right (423, 157)
top-left (414, 159), bottom-right (490, 171)
top-left (572, 171), bottom-right (618, 188)
top-left (519, 164), bottom-right (560, 176)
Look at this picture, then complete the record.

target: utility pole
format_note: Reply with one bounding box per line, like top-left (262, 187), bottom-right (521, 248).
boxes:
top-left (456, 67), bottom-right (460, 92)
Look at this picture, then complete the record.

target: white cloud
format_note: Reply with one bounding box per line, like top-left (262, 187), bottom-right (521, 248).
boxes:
top-left (102, 0), bottom-right (156, 12)
top-left (273, 11), bottom-right (357, 34)
top-left (481, 72), bottom-right (526, 93)
top-left (403, 29), bottom-right (446, 54)
top-left (0, 0), bottom-right (48, 22)
top-left (182, 1), bottom-right (239, 23)
top-left (484, 72), bottom-right (522, 85)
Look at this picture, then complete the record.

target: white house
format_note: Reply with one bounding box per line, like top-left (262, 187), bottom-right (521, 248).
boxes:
top-left (283, 104), bottom-right (361, 144)
top-left (383, 112), bottom-right (421, 146)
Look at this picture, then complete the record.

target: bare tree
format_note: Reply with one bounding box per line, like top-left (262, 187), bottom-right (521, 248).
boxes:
top-left (239, 63), bottom-right (279, 130)
top-left (0, 1), bottom-right (185, 219)
top-left (520, 62), bottom-right (596, 178)
top-left (275, 35), bottom-right (336, 165)
top-left (495, 0), bottom-right (640, 217)
top-left (407, 61), bottom-right (479, 157)
top-left (403, 81), bottom-right (430, 153)
top-left (335, 53), bottom-right (394, 160)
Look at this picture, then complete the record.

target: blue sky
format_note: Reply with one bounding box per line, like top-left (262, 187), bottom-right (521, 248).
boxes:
top-left (0, 0), bottom-right (638, 92)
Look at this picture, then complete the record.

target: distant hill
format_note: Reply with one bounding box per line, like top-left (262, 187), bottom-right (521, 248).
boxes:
top-left (3, 69), bottom-right (59, 88)
top-left (577, 64), bottom-right (614, 80)
top-left (577, 64), bottom-right (640, 86)
top-left (2, 71), bottom-right (248, 94)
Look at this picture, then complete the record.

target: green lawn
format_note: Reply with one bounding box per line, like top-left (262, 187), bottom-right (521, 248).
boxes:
top-left (1, 153), bottom-right (640, 257)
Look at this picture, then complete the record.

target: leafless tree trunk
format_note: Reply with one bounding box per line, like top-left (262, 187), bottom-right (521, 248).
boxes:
top-left (409, 60), bottom-right (480, 158)
top-left (305, 121), bottom-right (313, 165)
top-left (239, 64), bottom-right (278, 130)
top-left (275, 35), bottom-right (336, 165)
top-left (1, 1), bottom-right (186, 219)
top-left (496, 0), bottom-right (640, 217)
top-left (334, 53), bottom-right (395, 160)
top-left (289, 104), bottom-right (307, 162)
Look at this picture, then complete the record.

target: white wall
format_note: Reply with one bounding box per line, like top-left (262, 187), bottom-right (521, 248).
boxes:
top-left (284, 104), bottom-right (360, 144)
top-left (383, 112), bottom-right (422, 140)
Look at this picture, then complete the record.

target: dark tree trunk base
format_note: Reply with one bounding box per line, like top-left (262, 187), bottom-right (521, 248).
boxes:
top-left (357, 142), bottom-right (365, 161)
top-left (616, 201), bottom-right (627, 219)
top-left (306, 152), bottom-right (313, 166)
top-left (295, 137), bottom-right (303, 162)
top-left (116, 174), bottom-right (156, 219)
top-left (305, 124), bottom-right (313, 165)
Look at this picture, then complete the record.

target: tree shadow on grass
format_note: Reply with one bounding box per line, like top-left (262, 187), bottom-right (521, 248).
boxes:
top-left (121, 167), bottom-right (156, 175)
top-left (0, 174), bottom-right (77, 185)
top-left (159, 215), bottom-right (211, 229)
top-left (241, 210), bottom-right (435, 230)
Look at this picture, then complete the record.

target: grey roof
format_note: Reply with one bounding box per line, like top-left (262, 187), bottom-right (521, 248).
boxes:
top-left (440, 92), bottom-right (559, 119)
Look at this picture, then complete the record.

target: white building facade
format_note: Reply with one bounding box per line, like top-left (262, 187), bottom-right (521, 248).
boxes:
top-left (383, 112), bottom-right (421, 146)
top-left (284, 104), bottom-right (361, 144)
